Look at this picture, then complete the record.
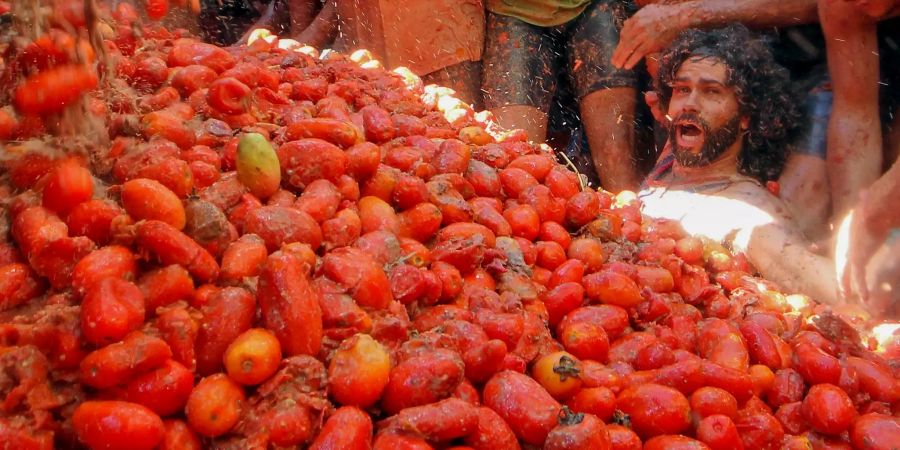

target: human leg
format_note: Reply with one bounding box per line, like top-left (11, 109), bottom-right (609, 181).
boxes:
top-left (422, 61), bottom-right (484, 111)
top-left (569, 0), bottom-right (641, 191)
top-left (482, 12), bottom-right (558, 143)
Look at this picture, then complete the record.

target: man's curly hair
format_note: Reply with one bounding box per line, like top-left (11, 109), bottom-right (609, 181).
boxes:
top-left (654, 24), bottom-right (802, 182)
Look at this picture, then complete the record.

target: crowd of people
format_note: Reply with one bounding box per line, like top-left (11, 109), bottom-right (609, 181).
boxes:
top-left (194, 0), bottom-right (900, 317)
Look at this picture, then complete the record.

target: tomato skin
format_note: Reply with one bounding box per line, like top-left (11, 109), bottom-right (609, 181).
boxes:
top-left (557, 307), bottom-right (611, 362)
top-left (66, 200), bottom-right (124, 245)
top-left (42, 159), bottom-right (94, 214)
top-left (135, 220), bottom-right (219, 282)
top-left (155, 307), bottom-right (198, 371)
top-left (122, 359), bottom-right (193, 416)
top-left (696, 415), bottom-right (744, 450)
top-left (606, 424), bottom-right (641, 450)
top-left (381, 348), bottom-right (465, 414)
top-left (278, 138), bottom-right (349, 189)
top-left (160, 419), bottom-right (202, 450)
top-left (167, 41), bottom-right (236, 73)
top-left (145, 0), bottom-right (169, 20)
top-left (734, 412), bottom-right (784, 450)
top-left (768, 368), bottom-right (806, 409)
top-left (185, 373), bottom-right (245, 437)
top-left (138, 264), bottom-right (195, 312)
top-left (850, 413), bottom-right (900, 450)
top-left (0, 263), bottom-right (45, 311)
top-left (14, 65), bottom-right (98, 116)
top-left (845, 356), bottom-right (900, 403)
top-left (286, 118), bottom-right (363, 148)
top-left (567, 237), bottom-right (605, 273)
top-left (73, 401), bottom-right (165, 450)
top-left (322, 247), bottom-right (394, 309)
top-left (171, 65), bottom-right (217, 97)
top-left (690, 386), bottom-right (738, 419)
top-left (774, 401), bottom-right (808, 435)
top-left (463, 406), bottom-right (520, 450)
top-left (195, 286), bottom-right (255, 375)
top-left (801, 384), bottom-right (857, 435)
top-left (80, 278), bottom-right (146, 345)
top-left (565, 191), bottom-right (600, 229)
top-left (531, 351), bottom-right (583, 400)
top-left (121, 178), bottom-right (186, 229)
top-left (544, 411), bottom-right (611, 450)
top-left (616, 383), bottom-right (691, 438)
top-left (382, 398), bottom-right (479, 443)
top-left (207, 77), bottom-right (251, 115)
top-left (79, 331), bottom-right (172, 389)
top-left (308, 406), bottom-right (373, 450)
top-left (643, 435), bottom-right (711, 450)
top-left (223, 328), bottom-right (282, 385)
top-left (483, 370), bottom-right (561, 446)
top-left (328, 334), bottom-right (390, 407)
top-left (372, 433), bottom-right (434, 450)
top-left (257, 252), bottom-right (324, 356)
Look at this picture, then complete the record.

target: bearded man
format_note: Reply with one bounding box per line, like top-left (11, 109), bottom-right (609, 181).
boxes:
top-left (638, 25), bottom-right (839, 305)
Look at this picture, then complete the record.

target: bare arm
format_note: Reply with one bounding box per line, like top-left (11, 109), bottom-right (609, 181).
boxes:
top-left (820, 0), bottom-right (882, 217)
top-left (727, 184), bottom-right (840, 304)
top-left (612, 0), bottom-right (818, 69)
top-left (838, 156), bottom-right (900, 301)
top-left (748, 221), bottom-right (840, 305)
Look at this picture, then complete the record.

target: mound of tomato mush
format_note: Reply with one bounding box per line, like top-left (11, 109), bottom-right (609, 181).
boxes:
top-left (0, 2), bottom-right (898, 450)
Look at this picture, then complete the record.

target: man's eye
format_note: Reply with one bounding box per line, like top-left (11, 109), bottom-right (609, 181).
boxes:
top-left (674, 86), bottom-right (690, 94)
top-left (705, 88), bottom-right (721, 95)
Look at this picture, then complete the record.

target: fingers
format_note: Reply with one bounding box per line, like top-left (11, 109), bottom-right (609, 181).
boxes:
top-left (612, 19), bottom-right (641, 69)
top-left (623, 39), bottom-right (655, 70)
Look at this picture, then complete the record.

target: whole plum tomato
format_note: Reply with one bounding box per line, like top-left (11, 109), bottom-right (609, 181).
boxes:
top-left (850, 413), bottom-right (900, 450)
top-left (483, 370), bottom-right (561, 446)
top-left (616, 383), bottom-right (691, 438)
top-left (73, 401), bottom-right (164, 450)
top-left (801, 383), bottom-right (857, 435)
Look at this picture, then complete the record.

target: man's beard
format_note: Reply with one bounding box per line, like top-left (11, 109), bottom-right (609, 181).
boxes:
top-left (668, 112), bottom-right (743, 167)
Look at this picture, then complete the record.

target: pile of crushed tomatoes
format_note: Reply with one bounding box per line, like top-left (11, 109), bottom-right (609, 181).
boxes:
top-left (0, 2), bottom-right (898, 449)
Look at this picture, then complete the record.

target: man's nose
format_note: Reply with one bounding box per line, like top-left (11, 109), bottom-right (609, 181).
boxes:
top-left (681, 91), bottom-right (700, 112)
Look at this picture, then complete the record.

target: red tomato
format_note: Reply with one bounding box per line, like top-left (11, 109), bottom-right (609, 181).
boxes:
top-left (72, 401), bottom-right (164, 450)
top-left (801, 383), bottom-right (857, 435)
top-left (145, 0), bottom-right (169, 20)
top-left (207, 77), bottom-right (251, 115)
top-left (14, 65), bottom-right (98, 115)
top-left (616, 383), bottom-right (691, 438)
top-left (42, 159), bottom-right (93, 214)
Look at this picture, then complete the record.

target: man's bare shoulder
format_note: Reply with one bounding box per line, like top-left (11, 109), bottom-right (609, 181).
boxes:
top-left (719, 180), bottom-right (797, 225)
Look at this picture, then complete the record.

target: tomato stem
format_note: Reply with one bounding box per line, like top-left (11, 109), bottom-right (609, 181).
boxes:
top-left (553, 354), bottom-right (581, 381)
top-left (557, 406), bottom-right (585, 426)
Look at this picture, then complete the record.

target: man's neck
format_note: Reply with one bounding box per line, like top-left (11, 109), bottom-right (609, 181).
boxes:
top-left (670, 141), bottom-right (743, 184)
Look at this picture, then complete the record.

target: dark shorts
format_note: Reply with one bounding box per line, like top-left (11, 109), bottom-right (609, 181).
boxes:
top-left (200, 0), bottom-right (265, 46)
top-left (482, 0), bottom-right (639, 112)
top-left (879, 18), bottom-right (900, 126)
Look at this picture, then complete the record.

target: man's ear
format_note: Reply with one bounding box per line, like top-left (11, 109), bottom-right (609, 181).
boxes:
top-left (644, 91), bottom-right (666, 124)
top-left (740, 116), bottom-right (750, 131)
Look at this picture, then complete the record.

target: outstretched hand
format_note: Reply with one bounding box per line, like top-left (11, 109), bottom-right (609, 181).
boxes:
top-left (836, 194), bottom-right (900, 320)
top-left (611, 4), bottom-right (683, 70)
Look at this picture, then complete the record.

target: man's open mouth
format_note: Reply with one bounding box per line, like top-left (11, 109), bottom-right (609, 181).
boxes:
top-left (676, 122), bottom-right (704, 147)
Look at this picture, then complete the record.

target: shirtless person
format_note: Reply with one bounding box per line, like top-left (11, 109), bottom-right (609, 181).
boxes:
top-left (610, 0), bottom-right (835, 240)
top-left (639, 25), bottom-right (839, 304)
